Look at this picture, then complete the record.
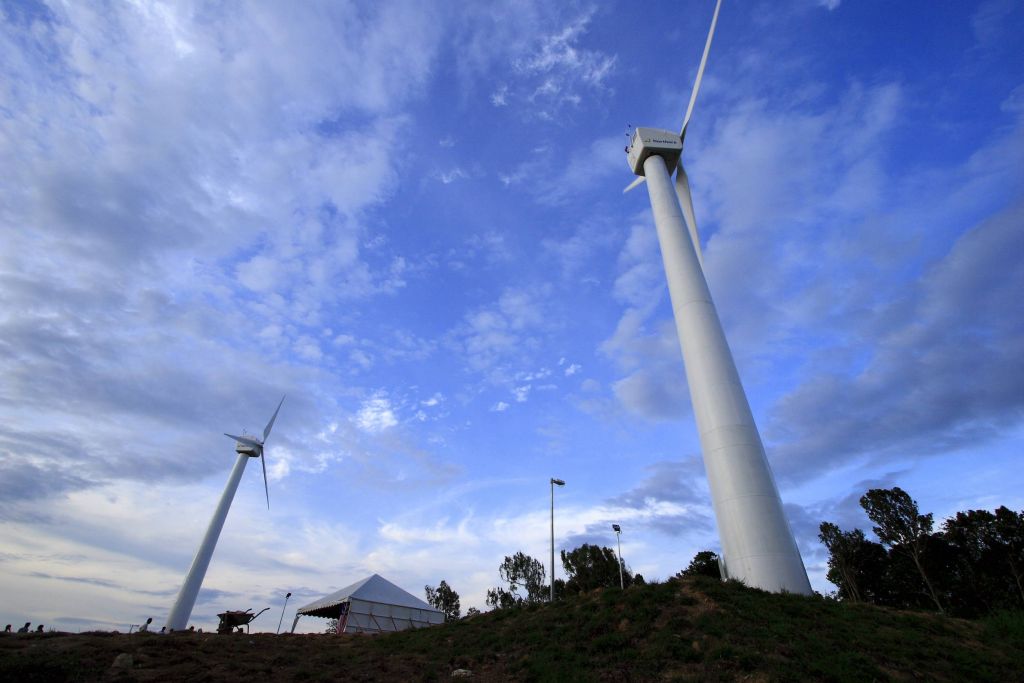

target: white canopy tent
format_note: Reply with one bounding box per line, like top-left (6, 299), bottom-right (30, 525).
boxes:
top-left (292, 573), bottom-right (443, 634)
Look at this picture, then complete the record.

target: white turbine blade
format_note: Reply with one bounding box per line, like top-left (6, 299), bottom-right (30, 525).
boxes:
top-left (263, 395), bottom-right (286, 442)
top-left (260, 453), bottom-right (270, 510)
top-left (680, 0), bottom-right (723, 137)
top-left (225, 433), bottom-right (262, 448)
top-left (623, 176), bottom-right (647, 193)
top-left (675, 161), bottom-right (705, 271)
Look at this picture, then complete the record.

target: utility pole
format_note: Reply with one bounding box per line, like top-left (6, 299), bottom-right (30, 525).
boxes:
top-left (276, 592), bottom-right (291, 634)
top-left (612, 524), bottom-right (624, 589)
top-left (550, 478), bottom-right (565, 602)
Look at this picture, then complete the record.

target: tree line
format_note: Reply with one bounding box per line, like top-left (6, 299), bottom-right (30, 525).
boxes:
top-left (819, 486), bottom-right (1024, 618)
top-left (483, 544), bottom-right (643, 609)
top-left (425, 485), bottom-right (1022, 624)
top-left (424, 543), bottom-right (640, 619)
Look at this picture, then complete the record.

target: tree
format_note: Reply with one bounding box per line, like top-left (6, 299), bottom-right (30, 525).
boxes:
top-left (993, 506), bottom-right (1024, 606)
top-left (486, 551), bottom-right (547, 608)
top-left (325, 619), bottom-right (338, 634)
top-left (943, 507), bottom-right (1024, 615)
top-left (860, 487), bottom-right (944, 613)
top-left (878, 540), bottom-right (947, 611)
top-left (424, 580), bottom-right (461, 622)
top-left (560, 544), bottom-right (632, 593)
top-left (819, 523), bottom-right (863, 602)
top-left (680, 550), bottom-right (721, 579)
top-left (464, 607), bottom-right (481, 618)
top-left (942, 509), bottom-right (999, 616)
top-left (485, 587), bottom-right (517, 609)
top-left (818, 523), bottom-right (888, 603)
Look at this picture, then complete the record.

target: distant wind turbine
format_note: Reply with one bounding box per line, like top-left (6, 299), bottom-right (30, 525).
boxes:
top-left (623, 0), bottom-right (811, 594)
top-left (165, 396), bottom-right (286, 631)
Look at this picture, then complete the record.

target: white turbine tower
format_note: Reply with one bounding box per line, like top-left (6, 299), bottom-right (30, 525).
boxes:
top-left (165, 396), bottom-right (286, 631)
top-left (623, 0), bottom-right (811, 594)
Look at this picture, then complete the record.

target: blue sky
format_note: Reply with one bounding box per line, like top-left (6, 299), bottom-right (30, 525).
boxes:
top-left (1, 0), bottom-right (1022, 633)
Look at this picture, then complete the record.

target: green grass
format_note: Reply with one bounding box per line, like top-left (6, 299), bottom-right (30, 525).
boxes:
top-left (2, 577), bottom-right (1022, 681)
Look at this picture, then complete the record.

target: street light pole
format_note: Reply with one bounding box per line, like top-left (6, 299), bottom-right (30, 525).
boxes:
top-left (612, 524), bottom-right (624, 589)
top-left (276, 592), bottom-right (292, 634)
top-left (550, 478), bottom-right (565, 602)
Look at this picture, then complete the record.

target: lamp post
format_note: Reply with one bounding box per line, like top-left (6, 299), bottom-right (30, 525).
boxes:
top-left (276, 592), bottom-right (291, 634)
top-left (550, 478), bottom-right (565, 602)
top-left (612, 524), bottom-right (624, 589)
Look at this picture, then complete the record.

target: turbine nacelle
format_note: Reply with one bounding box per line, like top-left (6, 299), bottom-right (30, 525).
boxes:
top-left (224, 394), bottom-right (285, 510)
top-left (233, 443), bottom-right (262, 457)
top-left (626, 127), bottom-right (682, 176)
top-left (228, 434), bottom-right (264, 457)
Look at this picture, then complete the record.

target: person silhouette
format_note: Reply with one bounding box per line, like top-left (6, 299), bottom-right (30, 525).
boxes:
top-left (3, 624), bottom-right (11, 633)
top-left (35, 625), bottom-right (44, 633)
top-left (17, 623), bottom-right (30, 633)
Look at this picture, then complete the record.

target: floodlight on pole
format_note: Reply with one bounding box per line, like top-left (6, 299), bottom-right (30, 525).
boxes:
top-left (550, 478), bottom-right (565, 603)
top-left (276, 592), bottom-right (292, 635)
top-left (611, 524), bottom-right (624, 589)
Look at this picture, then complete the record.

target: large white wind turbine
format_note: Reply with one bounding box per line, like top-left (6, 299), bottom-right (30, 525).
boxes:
top-left (165, 396), bottom-right (286, 631)
top-left (623, 0), bottom-right (811, 594)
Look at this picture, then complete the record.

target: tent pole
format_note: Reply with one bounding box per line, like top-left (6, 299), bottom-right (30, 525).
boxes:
top-left (339, 603), bottom-right (350, 636)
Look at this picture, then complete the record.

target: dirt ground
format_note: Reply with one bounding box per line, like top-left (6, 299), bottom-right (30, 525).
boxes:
top-left (0, 630), bottom-right (480, 682)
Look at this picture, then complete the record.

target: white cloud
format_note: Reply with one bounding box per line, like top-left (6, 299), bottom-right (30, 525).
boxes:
top-left (491, 401), bottom-right (509, 412)
top-left (450, 287), bottom-right (549, 377)
top-left (349, 349), bottom-right (374, 370)
top-left (524, 135), bottom-right (625, 205)
top-left (1002, 84), bottom-right (1024, 114)
top-left (612, 221), bottom-right (663, 308)
top-left (498, 288), bottom-right (543, 329)
top-left (461, 6), bottom-right (615, 119)
top-left (236, 255), bottom-right (290, 293)
top-left (515, 368), bottom-right (550, 381)
top-left (436, 167), bottom-right (469, 184)
top-left (463, 232), bottom-right (513, 265)
top-left (512, 385), bottom-right (531, 402)
top-left (498, 170), bottom-right (523, 186)
top-left (293, 336), bottom-right (323, 362)
top-left (379, 517), bottom-right (477, 545)
top-left (512, 8), bottom-right (616, 117)
top-left (564, 363), bottom-right (581, 376)
top-left (971, 1), bottom-right (1016, 46)
top-left (355, 396), bottom-right (398, 433)
top-left (491, 85), bottom-right (509, 106)
top-left (612, 368), bottom-right (688, 421)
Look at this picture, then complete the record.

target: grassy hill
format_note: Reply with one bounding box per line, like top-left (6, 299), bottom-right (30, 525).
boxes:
top-left (3, 576), bottom-right (1023, 681)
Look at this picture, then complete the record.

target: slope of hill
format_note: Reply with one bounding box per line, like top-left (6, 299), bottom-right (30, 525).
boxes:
top-left (2, 576), bottom-right (1022, 681)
